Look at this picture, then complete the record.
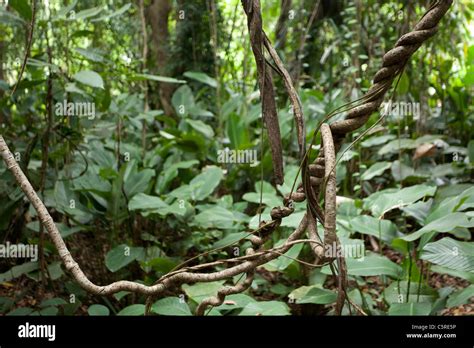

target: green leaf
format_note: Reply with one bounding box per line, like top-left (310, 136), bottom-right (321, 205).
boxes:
top-left (239, 301), bottom-right (290, 316)
top-left (70, 6), bottom-right (103, 20)
top-left (349, 215), bottom-right (397, 242)
top-left (74, 48), bottom-right (104, 62)
top-left (364, 184), bottom-right (436, 217)
top-left (194, 206), bottom-right (235, 229)
top-left (105, 245), bottom-right (144, 272)
top-left (183, 71), bottom-right (217, 88)
top-left (7, 307), bottom-right (34, 316)
top-left (128, 193), bottom-right (169, 214)
top-left (290, 286), bottom-right (337, 305)
top-left (185, 119), bottom-right (214, 138)
top-left (227, 113), bottom-right (250, 150)
top-left (378, 139), bottom-right (417, 155)
top-left (134, 73), bottom-right (186, 84)
top-left (420, 238), bottom-right (474, 273)
top-left (88, 304), bottom-right (110, 316)
top-left (391, 160), bottom-right (416, 182)
top-left (9, 0), bottom-right (32, 20)
top-left (264, 240), bottom-right (303, 272)
top-left (183, 281), bottom-right (225, 304)
top-left (172, 85), bottom-right (195, 117)
top-left (323, 253), bottom-right (402, 278)
top-left (361, 161), bottom-right (391, 180)
top-left (446, 285), bottom-right (474, 307)
top-left (117, 304), bottom-right (145, 316)
top-left (73, 70), bottom-right (104, 89)
top-left (0, 262), bottom-right (38, 282)
top-left (151, 297), bottom-right (192, 316)
top-left (189, 166), bottom-right (223, 201)
top-left (430, 265), bottom-right (474, 283)
top-left (384, 281), bottom-right (438, 303)
top-left (388, 302), bottom-right (431, 315)
top-left (402, 213), bottom-right (474, 242)
top-left (124, 164), bottom-right (155, 198)
top-left (361, 134), bottom-right (396, 148)
top-left (213, 294), bottom-right (256, 311)
top-left (40, 298), bottom-right (67, 308)
top-left (468, 140), bottom-right (474, 163)
top-left (212, 232), bottom-right (249, 249)
top-left (155, 159), bottom-right (199, 194)
top-left (91, 3), bottom-right (131, 21)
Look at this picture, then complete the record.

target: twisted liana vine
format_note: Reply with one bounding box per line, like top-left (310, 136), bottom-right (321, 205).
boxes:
top-left (0, 0), bottom-right (453, 316)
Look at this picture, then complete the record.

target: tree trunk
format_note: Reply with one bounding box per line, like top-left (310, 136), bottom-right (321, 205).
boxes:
top-left (147, 0), bottom-right (175, 116)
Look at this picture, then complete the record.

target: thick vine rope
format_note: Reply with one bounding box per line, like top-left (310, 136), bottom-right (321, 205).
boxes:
top-left (0, 0), bottom-right (453, 316)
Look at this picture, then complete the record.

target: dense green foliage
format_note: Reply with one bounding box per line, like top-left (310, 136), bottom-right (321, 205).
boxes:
top-left (0, 0), bottom-right (472, 316)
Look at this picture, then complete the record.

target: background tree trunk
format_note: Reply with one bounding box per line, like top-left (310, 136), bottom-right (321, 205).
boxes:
top-left (147, 0), bottom-right (175, 116)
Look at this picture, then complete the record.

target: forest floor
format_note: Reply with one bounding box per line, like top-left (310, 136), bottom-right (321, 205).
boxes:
top-left (1, 232), bottom-right (473, 316)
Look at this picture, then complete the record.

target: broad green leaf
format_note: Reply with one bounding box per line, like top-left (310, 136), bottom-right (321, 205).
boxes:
top-left (183, 71), bottom-right (217, 88)
top-left (152, 297), bottom-right (192, 316)
top-left (378, 139), bottom-right (417, 155)
top-left (105, 245), bottom-right (145, 272)
top-left (0, 262), bottom-right (38, 282)
top-left (401, 199), bottom-right (432, 225)
top-left (74, 48), bottom-right (104, 62)
top-left (227, 113), bottom-right (250, 150)
top-left (155, 159), bottom-right (199, 194)
top-left (40, 298), bottom-right (67, 308)
top-left (186, 119), bottom-right (214, 138)
top-left (420, 238), bottom-right (474, 273)
top-left (364, 184), bottom-right (436, 217)
top-left (88, 304), bottom-right (110, 316)
top-left (183, 281), bottom-right (225, 304)
top-left (239, 301), bottom-right (290, 316)
top-left (189, 166), bottom-right (223, 201)
top-left (172, 85), bottom-right (195, 117)
top-left (73, 70), bottom-right (104, 89)
top-left (349, 215), bottom-right (397, 242)
top-left (264, 240), bottom-right (303, 272)
top-left (214, 294), bottom-right (256, 311)
top-left (9, 0), bottom-right (32, 20)
top-left (212, 232), bottom-right (249, 249)
top-left (391, 160), bottom-right (416, 181)
top-left (7, 307), bottom-right (34, 316)
top-left (361, 161), bottom-right (391, 180)
top-left (426, 186), bottom-right (474, 223)
top-left (402, 213), bottom-right (474, 242)
top-left (430, 265), bottom-right (474, 283)
top-left (117, 304), bottom-right (145, 316)
top-left (361, 134), bottom-right (396, 148)
top-left (468, 140), bottom-right (474, 162)
top-left (384, 281), bottom-right (438, 303)
top-left (128, 193), bottom-right (169, 214)
top-left (290, 286), bottom-right (337, 305)
top-left (124, 164), bottom-right (155, 198)
top-left (388, 302), bottom-right (431, 315)
top-left (194, 206), bottom-right (235, 229)
top-left (323, 253), bottom-right (402, 278)
top-left (446, 285), bottom-right (474, 308)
